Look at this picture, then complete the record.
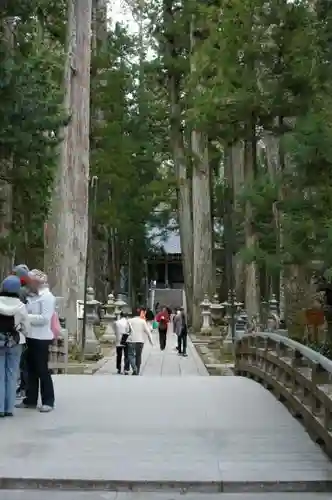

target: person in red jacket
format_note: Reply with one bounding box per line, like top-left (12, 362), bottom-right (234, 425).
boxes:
top-left (155, 306), bottom-right (170, 351)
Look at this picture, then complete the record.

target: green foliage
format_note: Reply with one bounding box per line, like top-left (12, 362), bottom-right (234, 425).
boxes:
top-left (0, 8), bottom-right (66, 262)
top-left (282, 103), bottom-right (332, 271)
top-left (90, 23), bottom-right (173, 292)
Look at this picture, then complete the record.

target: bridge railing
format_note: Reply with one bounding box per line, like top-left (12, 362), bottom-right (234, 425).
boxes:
top-left (235, 332), bottom-right (332, 456)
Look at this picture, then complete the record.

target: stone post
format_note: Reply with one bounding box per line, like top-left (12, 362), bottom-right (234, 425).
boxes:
top-left (235, 311), bottom-right (249, 340)
top-left (269, 294), bottom-right (279, 315)
top-left (210, 294), bottom-right (224, 328)
top-left (267, 294), bottom-right (280, 332)
top-left (55, 295), bottom-right (72, 348)
top-left (83, 286), bottom-right (101, 360)
top-left (200, 294), bottom-right (212, 335)
top-left (100, 292), bottom-right (116, 343)
top-left (210, 294), bottom-right (224, 336)
top-left (223, 290), bottom-right (242, 352)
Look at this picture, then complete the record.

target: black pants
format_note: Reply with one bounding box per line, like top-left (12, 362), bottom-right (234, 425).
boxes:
top-left (116, 345), bottom-right (129, 373)
top-left (23, 338), bottom-right (54, 407)
top-left (128, 342), bottom-right (144, 374)
top-left (177, 331), bottom-right (188, 355)
top-left (17, 345), bottom-right (28, 393)
top-left (159, 329), bottom-right (167, 351)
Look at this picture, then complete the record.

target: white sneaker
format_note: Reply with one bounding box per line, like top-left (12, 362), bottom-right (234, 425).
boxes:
top-left (39, 405), bottom-right (53, 413)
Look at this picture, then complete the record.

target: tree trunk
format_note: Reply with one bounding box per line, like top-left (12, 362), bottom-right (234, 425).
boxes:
top-left (174, 130), bottom-right (193, 323)
top-left (243, 138), bottom-right (260, 322)
top-left (191, 129), bottom-right (213, 331)
top-left (284, 264), bottom-right (316, 340)
top-left (231, 141), bottom-right (245, 302)
top-left (164, 0), bottom-right (193, 323)
top-left (190, 14), bottom-right (213, 331)
top-left (263, 130), bottom-right (285, 317)
top-left (45, 0), bottom-right (92, 335)
top-left (0, 18), bottom-right (15, 279)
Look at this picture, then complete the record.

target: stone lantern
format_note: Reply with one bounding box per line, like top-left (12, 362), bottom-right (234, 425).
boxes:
top-left (100, 292), bottom-right (116, 344)
top-left (266, 294), bottom-right (280, 332)
top-left (235, 311), bottom-right (249, 339)
top-left (269, 294), bottom-right (279, 315)
top-left (210, 294), bottom-right (224, 327)
top-left (223, 290), bottom-right (242, 351)
top-left (200, 294), bottom-right (212, 335)
top-left (83, 287), bottom-right (101, 359)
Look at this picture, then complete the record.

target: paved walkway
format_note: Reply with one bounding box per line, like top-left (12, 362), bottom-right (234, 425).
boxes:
top-left (0, 492), bottom-right (330, 499)
top-left (97, 329), bottom-right (207, 376)
top-left (1, 331), bottom-right (332, 493)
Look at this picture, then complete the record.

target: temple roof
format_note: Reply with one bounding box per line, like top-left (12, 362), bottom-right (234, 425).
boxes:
top-left (148, 228), bottom-right (181, 255)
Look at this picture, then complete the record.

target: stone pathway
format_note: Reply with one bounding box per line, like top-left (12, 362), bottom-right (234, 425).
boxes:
top-left (96, 329), bottom-right (208, 376)
top-left (0, 493), bottom-right (330, 499)
top-left (1, 375), bottom-right (332, 491)
top-left (1, 329), bottom-right (332, 493)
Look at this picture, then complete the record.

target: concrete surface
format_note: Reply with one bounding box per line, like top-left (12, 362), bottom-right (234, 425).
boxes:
top-left (1, 373), bottom-right (332, 490)
top-left (96, 330), bottom-right (208, 376)
top-left (1, 331), bottom-right (332, 492)
top-left (0, 493), bottom-right (331, 499)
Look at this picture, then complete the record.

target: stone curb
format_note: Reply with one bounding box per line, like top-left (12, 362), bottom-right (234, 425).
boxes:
top-left (1, 478), bottom-right (332, 493)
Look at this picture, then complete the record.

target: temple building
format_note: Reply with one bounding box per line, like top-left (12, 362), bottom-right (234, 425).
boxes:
top-left (147, 224), bottom-right (185, 310)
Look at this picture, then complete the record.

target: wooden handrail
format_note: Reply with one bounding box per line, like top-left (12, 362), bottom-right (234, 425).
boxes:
top-left (235, 333), bottom-right (332, 456)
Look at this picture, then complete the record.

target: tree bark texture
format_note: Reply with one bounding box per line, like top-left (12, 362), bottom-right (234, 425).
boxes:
top-left (191, 129), bottom-right (213, 331)
top-left (164, 0), bottom-right (194, 323)
top-left (243, 139), bottom-right (260, 322)
top-left (231, 141), bottom-right (245, 302)
top-left (45, 0), bottom-right (92, 335)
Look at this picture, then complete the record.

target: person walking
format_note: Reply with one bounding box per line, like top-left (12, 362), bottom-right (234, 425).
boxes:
top-left (127, 308), bottom-right (153, 375)
top-left (0, 276), bottom-right (29, 417)
top-left (155, 306), bottom-right (169, 351)
top-left (16, 269), bottom-right (56, 413)
top-left (177, 308), bottom-right (188, 357)
top-left (114, 312), bottom-right (130, 375)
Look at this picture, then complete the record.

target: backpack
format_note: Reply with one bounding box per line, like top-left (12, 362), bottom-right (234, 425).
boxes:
top-left (51, 311), bottom-right (61, 339)
top-left (158, 316), bottom-right (168, 332)
top-left (0, 314), bottom-right (20, 348)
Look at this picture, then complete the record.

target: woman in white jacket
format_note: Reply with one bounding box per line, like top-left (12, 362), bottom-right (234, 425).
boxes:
top-left (16, 269), bottom-right (56, 413)
top-left (0, 275), bottom-right (29, 417)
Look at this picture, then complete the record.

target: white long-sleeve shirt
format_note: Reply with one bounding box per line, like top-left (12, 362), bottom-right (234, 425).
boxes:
top-left (115, 317), bottom-right (130, 347)
top-left (26, 286), bottom-right (56, 340)
top-left (127, 316), bottom-right (153, 344)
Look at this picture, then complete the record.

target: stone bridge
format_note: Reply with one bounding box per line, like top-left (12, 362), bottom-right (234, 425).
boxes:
top-left (1, 331), bottom-right (332, 500)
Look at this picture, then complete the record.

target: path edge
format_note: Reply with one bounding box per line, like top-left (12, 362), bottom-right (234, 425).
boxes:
top-left (1, 478), bottom-right (332, 493)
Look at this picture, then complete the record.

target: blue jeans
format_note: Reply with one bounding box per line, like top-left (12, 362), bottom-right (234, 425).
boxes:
top-left (0, 344), bottom-right (22, 413)
top-left (127, 342), bottom-right (144, 375)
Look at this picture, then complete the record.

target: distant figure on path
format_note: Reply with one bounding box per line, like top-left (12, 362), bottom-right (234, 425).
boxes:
top-left (0, 276), bottom-right (29, 417)
top-left (176, 308), bottom-right (188, 357)
top-left (114, 311), bottom-right (130, 375)
top-left (16, 269), bottom-right (56, 413)
top-left (155, 306), bottom-right (170, 351)
top-left (127, 308), bottom-right (153, 375)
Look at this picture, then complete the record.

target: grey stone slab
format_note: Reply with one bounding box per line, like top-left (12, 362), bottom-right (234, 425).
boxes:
top-left (0, 493), bottom-right (331, 500)
top-left (94, 332), bottom-right (207, 377)
top-left (1, 375), bottom-right (332, 488)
